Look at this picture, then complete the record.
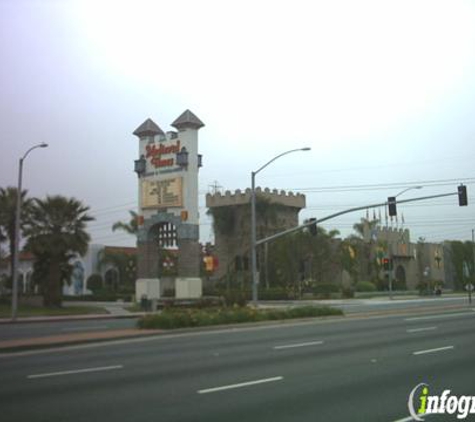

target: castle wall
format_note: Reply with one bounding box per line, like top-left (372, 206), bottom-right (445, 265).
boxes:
top-left (207, 188), bottom-right (305, 281)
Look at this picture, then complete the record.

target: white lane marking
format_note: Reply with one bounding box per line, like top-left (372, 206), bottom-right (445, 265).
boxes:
top-left (406, 326), bottom-right (437, 333)
top-left (273, 341), bottom-right (324, 350)
top-left (405, 311), bottom-right (475, 322)
top-left (392, 416), bottom-right (424, 422)
top-left (391, 414), bottom-right (432, 422)
top-left (60, 326), bottom-right (109, 332)
top-left (197, 376), bottom-right (283, 394)
top-left (413, 345), bottom-right (454, 356)
top-left (27, 365), bottom-right (123, 379)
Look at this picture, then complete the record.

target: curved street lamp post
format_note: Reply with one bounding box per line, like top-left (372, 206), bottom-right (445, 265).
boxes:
top-left (251, 147), bottom-right (311, 305)
top-left (11, 143), bottom-right (48, 321)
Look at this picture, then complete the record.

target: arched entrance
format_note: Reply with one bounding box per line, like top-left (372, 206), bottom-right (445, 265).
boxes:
top-left (104, 268), bottom-right (120, 291)
top-left (394, 265), bottom-right (407, 290)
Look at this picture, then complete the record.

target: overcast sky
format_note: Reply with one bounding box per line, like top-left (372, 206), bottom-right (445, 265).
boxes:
top-left (1, 0), bottom-right (475, 249)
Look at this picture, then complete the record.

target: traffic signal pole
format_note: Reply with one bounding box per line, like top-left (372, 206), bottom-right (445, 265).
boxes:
top-left (257, 191), bottom-right (460, 247)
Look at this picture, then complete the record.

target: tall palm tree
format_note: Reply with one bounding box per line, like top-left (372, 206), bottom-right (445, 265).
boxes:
top-left (25, 196), bottom-right (94, 307)
top-left (112, 210), bottom-right (139, 235)
top-left (0, 187), bottom-right (32, 280)
top-left (352, 217), bottom-right (380, 282)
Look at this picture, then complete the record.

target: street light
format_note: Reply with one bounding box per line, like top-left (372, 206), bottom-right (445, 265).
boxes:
top-left (386, 185), bottom-right (423, 300)
top-left (12, 143), bottom-right (48, 321)
top-left (250, 147), bottom-right (311, 305)
top-left (395, 186), bottom-right (423, 197)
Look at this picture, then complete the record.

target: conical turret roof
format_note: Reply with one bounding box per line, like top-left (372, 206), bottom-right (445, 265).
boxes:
top-left (171, 109), bottom-right (205, 130)
top-left (133, 118), bottom-right (165, 137)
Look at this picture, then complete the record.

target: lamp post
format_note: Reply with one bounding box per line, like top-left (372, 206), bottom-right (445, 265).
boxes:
top-left (11, 143), bottom-right (48, 321)
top-left (387, 186), bottom-right (423, 300)
top-left (251, 147), bottom-right (311, 305)
top-left (395, 186), bottom-right (423, 198)
top-left (470, 229), bottom-right (474, 305)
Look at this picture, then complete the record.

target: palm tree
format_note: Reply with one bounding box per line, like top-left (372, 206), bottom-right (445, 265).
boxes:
top-left (353, 217), bottom-right (379, 240)
top-left (112, 210), bottom-right (139, 235)
top-left (25, 195), bottom-right (94, 307)
top-left (352, 217), bottom-right (380, 283)
top-left (0, 187), bottom-right (32, 280)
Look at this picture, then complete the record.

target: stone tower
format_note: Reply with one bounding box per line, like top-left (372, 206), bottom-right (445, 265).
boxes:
top-left (133, 110), bottom-right (204, 299)
top-left (206, 188), bottom-right (306, 280)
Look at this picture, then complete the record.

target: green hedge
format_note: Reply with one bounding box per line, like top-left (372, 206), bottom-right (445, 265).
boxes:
top-left (313, 283), bottom-right (340, 299)
top-left (354, 281), bottom-right (377, 292)
top-left (137, 305), bottom-right (343, 329)
top-left (62, 292), bottom-right (133, 302)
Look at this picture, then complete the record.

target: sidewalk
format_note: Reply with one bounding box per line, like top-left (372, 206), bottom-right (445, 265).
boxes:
top-left (0, 327), bottom-right (162, 353)
top-left (0, 311), bottom-right (145, 325)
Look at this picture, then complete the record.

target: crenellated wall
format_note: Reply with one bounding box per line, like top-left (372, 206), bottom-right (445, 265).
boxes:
top-left (206, 187), bottom-right (306, 209)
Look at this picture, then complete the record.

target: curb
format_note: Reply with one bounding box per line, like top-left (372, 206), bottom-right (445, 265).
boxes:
top-left (0, 312), bottom-right (145, 325)
top-left (2, 304), bottom-right (473, 354)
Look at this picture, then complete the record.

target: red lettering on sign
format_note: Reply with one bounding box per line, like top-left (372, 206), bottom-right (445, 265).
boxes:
top-left (145, 140), bottom-right (181, 168)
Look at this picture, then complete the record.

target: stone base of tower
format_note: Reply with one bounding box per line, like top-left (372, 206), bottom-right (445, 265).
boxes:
top-left (175, 277), bottom-right (202, 299)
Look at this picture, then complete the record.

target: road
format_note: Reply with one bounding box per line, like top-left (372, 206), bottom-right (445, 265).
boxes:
top-left (0, 295), bottom-right (469, 342)
top-left (1, 306), bottom-right (474, 421)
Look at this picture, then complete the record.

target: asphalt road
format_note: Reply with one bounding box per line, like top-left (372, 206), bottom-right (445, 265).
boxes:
top-left (1, 306), bottom-right (474, 421)
top-left (0, 295), bottom-right (470, 342)
top-left (333, 295), bottom-right (472, 315)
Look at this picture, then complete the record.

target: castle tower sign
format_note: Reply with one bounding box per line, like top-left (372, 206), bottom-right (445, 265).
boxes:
top-left (133, 110), bottom-right (204, 300)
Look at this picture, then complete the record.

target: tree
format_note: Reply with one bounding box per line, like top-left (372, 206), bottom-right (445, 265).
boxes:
top-left (448, 240), bottom-right (474, 291)
top-left (25, 195), bottom-right (94, 307)
top-left (352, 218), bottom-right (380, 283)
top-left (97, 248), bottom-right (137, 289)
top-left (112, 210), bottom-right (139, 235)
top-left (0, 186), bottom-right (33, 281)
top-left (266, 227), bottom-right (342, 295)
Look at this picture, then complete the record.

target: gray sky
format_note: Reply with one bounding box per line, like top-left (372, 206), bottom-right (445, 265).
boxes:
top-left (1, 0), bottom-right (475, 248)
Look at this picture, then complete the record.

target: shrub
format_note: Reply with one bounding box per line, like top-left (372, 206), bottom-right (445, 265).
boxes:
top-left (341, 287), bottom-right (355, 298)
top-left (63, 291), bottom-right (133, 302)
top-left (258, 287), bottom-right (293, 300)
top-left (222, 290), bottom-right (248, 307)
top-left (86, 274), bottom-right (103, 293)
top-left (354, 281), bottom-right (377, 292)
top-left (313, 283), bottom-right (339, 299)
top-left (137, 305), bottom-right (343, 329)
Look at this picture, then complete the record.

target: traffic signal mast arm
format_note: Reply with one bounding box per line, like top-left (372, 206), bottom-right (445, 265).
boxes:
top-left (256, 190), bottom-right (461, 247)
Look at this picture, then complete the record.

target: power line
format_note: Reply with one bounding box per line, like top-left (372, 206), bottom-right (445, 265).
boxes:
top-left (288, 177), bottom-right (475, 194)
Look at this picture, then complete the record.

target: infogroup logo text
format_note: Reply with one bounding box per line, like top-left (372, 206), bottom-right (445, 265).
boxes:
top-left (408, 383), bottom-right (475, 420)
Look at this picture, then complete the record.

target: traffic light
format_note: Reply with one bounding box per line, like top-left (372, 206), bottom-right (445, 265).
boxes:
top-left (458, 184), bottom-right (468, 206)
top-left (387, 196), bottom-right (397, 217)
top-left (308, 218), bottom-right (317, 236)
top-left (382, 257), bottom-right (393, 271)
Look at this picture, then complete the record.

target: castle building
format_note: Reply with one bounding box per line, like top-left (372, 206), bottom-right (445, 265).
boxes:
top-left (362, 222), bottom-right (453, 290)
top-left (206, 187), bottom-right (305, 281)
